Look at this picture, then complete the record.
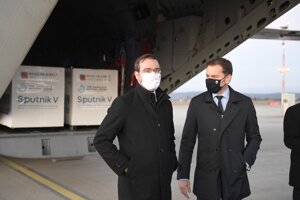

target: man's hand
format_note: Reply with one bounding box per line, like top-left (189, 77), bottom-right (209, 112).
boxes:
top-left (178, 179), bottom-right (191, 199)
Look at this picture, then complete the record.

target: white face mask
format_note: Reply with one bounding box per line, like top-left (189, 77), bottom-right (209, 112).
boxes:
top-left (140, 72), bottom-right (161, 91)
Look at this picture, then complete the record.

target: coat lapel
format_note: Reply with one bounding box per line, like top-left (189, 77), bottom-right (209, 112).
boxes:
top-left (218, 88), bottom-right (242, 141)
top-left (135, 84), bottom-right (169, 122)
top-left (204, 92), bottom-right (219, 113)
top-left (142, 102), bottom-right (157, 121)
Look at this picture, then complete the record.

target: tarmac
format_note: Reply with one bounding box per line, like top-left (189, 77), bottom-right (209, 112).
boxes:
top-left (0, 103), bottom-right (293, 200)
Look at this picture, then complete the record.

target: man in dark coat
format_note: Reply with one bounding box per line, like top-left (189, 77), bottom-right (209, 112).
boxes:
top-left (177, 58), bottom-right (262, 200)
top-left (93, 54), bottom-right (177, 200)
top-left (284, 103), bottom-right (300, 200)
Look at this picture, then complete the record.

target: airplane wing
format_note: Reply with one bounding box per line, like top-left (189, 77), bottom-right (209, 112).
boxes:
top-left (252, 28), bottom-right (300, 41)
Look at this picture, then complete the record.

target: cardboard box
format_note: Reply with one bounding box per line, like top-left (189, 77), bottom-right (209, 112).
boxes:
top-left (0, 66), bottom-right (65, 128)
top-left (65, 68), bottom-right (118, 126)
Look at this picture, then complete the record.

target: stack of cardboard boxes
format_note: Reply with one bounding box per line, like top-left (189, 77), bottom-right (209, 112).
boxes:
top-left (0, 66), bottom-right (118, 128)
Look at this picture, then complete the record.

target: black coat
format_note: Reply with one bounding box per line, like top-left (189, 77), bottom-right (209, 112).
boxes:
top-left (284, 103), bottom-right (300, 187)
top-left (178, 87), bottom-right (262, 200)
top-left (93, 84), bottom-right (177, 200)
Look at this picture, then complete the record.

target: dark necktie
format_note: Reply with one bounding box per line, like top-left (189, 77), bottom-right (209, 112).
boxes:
top-left (216, 96), bottom-right (224, 113)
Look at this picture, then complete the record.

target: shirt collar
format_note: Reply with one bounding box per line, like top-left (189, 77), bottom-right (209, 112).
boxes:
top-left (212, 87), bottom-right (230, 99)
top-left (135, 83), bottom-right (169, 103)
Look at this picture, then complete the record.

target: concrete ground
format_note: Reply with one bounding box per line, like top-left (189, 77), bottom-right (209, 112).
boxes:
top-left (0, 103), bottom-right (293, 200)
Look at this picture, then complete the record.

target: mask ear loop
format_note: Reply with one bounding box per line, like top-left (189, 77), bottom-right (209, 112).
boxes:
top-left (220, 75), bottom-right (227, 81)
top-left (220, 75), bottom-right (227, 85)
top-left (217, 75), bottom-right (228, 91)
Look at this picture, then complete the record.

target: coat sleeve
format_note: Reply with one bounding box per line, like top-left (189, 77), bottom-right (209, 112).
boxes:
top-left (243, 99), bottom-right (262, 167)
top-left (284, 105), bottom-right (300, 153)
top-left (93, 96), bottom-right (129, 176)
top-left (177, 100), bottom-right (198, 179)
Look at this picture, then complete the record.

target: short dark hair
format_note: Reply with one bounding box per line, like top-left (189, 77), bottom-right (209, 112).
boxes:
top-left (207, 57), bottom-right (233, 75)
top-left (134, 54), bottom-right (159, 71)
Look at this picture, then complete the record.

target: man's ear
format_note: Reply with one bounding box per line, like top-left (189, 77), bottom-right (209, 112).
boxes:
top-left (225, 74), bottom-right (232, 84)
top-left (135, 71), bottom-right (141, 82)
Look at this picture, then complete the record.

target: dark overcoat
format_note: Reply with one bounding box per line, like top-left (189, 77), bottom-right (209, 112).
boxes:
top-left (93, 83), bottom-right (177, 200)
top-left (284, 103), bottom-right (300, 187)
top-left (178, 87), bottom-right (262, 200)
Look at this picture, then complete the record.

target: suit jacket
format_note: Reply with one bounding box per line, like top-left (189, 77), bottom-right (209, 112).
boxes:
top-left (177, 87), bottom-right (262, 200)
top-left (93, 83), bottom-right (177, 200)
top-left (284, 103), bottom-right (300, 187)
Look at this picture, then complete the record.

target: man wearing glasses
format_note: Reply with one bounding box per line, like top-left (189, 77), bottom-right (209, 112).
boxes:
top-left (94, 54), bottom-right (178, 200)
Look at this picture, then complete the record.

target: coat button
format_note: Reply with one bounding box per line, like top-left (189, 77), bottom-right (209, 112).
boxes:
top-left (158, 123), bottom-right (161, 127)
top-left (215, 148), bottom-right (219, 152)
top-left (213, 128), bottom-right (217, 131)
top-left (228, 148), bottom-right (232, 152)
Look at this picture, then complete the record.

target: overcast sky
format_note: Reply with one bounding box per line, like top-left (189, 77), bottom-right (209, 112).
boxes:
top-left (174, 4), bottom-right (300, 94)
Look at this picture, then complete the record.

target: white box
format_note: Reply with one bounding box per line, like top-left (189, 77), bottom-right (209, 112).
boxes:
top-left (282, 93), bottom-right (296, 114)
top-left (0, 66), bottom-right (65, 128)
top-left (65, 68), bottom-right (118, 126)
